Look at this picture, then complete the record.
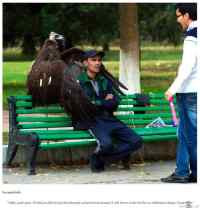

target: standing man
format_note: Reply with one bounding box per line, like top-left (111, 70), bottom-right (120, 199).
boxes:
top-left (161, 3), bottom-right (197, 183)
top-left (76, 50), bottom-right (143, 172)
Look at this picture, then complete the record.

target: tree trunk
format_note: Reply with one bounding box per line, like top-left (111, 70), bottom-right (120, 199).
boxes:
top-left (119, 3), bottom-right (141, 94)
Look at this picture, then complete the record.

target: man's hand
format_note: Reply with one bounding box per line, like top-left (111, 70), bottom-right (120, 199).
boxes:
top-left (165, 90), bottom-right (173, 101)
top-left (105, 94), bottom-right (114, 100)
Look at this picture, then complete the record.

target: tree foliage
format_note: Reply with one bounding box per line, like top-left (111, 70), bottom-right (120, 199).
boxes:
top-left (3, 3), bottom-right (44, 54)
top-left (3, 3), bottom-right (182, 55)
top-left (138, 3), bottom-right (181, 45)
top-left (40, 4), bottom-right (119, 49)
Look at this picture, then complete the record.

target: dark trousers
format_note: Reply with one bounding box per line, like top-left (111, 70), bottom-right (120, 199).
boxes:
top-left (89, 115), bottom-right (143, 162)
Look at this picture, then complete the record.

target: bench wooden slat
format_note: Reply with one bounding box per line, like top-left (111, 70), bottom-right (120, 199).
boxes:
top-left (36, 125), bottom-right (177, 140)
top-left (17, 118), bottom-right (173, 129)
top-left (142, 135), bottom-right (177, 142)
top-left (39, 134), bottom-right (177, 150)
top-left (16, 112), bottom-right (172, 123)
top-left (14, 92), bottom-right (171, 107)
top-left (38, 134), bottom-right (93, 140)
top-left (16, 101), bottom-right (32, 107)
top-left (116, 113), bottom-right (172, 119)
top-left (14, 93), bottom-right (165, 101)
top-left (119, 93), bottom-right (165, 99)
top-left (19, 129), bottom-right (88, 135)
top-left (119, 99), bottom-right (174, 105)
top-left (16, 108), bottom-right (64, 114)
top-left (16, 105), bottom-right (173, 114)
top-left (117, 106), bottom-right (172, 111)
top-left (14, 95), bottom-right (32, 100)
top-left (40, 139), bottom-right (96, 150)
top-left (17, 116), bottom-right (70, 122)
top-left (17, 121), bottom-right (71, 129)
top-left (135, 127), bottom-right (177, 135)
top-left (38, 132), bottom-right (176, 140)
top-left (19, 126), bottom-right (176, 135)
top-left (15, 100), bottom-right (169, 109)
top-left (19, 127), bottom-right (176, 140)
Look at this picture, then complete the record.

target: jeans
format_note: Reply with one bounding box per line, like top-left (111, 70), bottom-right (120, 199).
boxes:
top-left (175, 93), bottom-right (197, 178)
top-left (90, 115), bottom-right (143, 162)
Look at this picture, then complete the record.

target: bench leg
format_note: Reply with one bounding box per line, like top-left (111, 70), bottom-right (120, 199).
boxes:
top-left (15, 133), bottom-right (39, 175)
top-left (26, 142), bottom-right (39, 175)
top-left (5, 142), bottom-right (18, 167)
top-left (5, 130), bottom-right (19, 167)
top-left (25, 134), bottom-right (39, 175)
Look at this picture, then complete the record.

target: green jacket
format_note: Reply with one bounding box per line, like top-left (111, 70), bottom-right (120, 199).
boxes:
top-left (77, 70), bottom-right (120, 113)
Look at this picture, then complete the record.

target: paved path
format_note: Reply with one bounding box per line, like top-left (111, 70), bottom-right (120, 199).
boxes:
top-left (3, 160), bottom-right (175, 184)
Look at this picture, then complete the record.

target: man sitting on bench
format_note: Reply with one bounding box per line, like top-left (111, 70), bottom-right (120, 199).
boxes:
top-left (75, 50), bottom-right (143, 172)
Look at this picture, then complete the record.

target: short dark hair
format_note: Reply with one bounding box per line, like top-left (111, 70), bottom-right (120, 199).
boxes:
top-left (176, 3), bottom-right (197, 20)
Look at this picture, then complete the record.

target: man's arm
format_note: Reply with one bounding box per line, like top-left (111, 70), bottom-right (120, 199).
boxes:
top-left (165, 37), bottom-right (197, 100)
top-left (99, 80), bottom-right (120, 112)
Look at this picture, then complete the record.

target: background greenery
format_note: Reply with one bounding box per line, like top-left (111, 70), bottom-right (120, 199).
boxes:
top-left (3, 45), bottom-right (181, 109)
top-left (3, 3), bottom-right (183, 109)
top-left (3, 3), bottom-right (182, 54)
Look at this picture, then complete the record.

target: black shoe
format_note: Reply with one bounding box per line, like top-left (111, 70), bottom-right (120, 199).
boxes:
top-left (90, 154), bottom-right (105, 173)
top-left (161, 173), bottom-right (189, 183)
top-left (189, 174), bottom-right (197, 183)
top-left (121, 155), bottom-right (131, 170)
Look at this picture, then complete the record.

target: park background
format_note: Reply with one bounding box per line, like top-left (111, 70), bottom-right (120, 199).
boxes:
top-left (3, 3), bottom-right (183, 143)
top-left (3, 3), bottom-right (183, 106)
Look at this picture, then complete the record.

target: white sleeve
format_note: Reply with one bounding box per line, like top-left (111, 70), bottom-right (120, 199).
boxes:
top-left (168, 37), bottom-right (197, 95)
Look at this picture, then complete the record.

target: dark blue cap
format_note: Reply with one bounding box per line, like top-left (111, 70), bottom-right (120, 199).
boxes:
top-left (83, 50), bottom-right (105, 59)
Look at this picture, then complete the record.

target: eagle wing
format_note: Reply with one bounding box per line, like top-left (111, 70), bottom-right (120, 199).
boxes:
top-left (26, 39), bottom-right (67, 105)
top-left (27, 38), bottom-right (98, 121)
top-left (61, 47), bottom-right (84, 64)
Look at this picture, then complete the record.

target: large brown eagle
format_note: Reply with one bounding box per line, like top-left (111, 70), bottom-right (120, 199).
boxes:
top-left (27, 32), bottom-right (128, 122)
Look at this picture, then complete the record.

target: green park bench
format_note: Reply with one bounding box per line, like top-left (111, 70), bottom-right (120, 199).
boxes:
top-left (5, 93), bottom-right (178, 175)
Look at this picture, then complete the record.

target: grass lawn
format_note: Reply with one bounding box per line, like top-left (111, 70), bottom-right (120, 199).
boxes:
top-left (3, 132), bottom-right (8, 145)
top-left (3, 45), bottom-right (181, 109)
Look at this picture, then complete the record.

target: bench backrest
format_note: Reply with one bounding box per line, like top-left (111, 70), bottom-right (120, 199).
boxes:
top-left (10, 93), bottom-right (177, 132)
